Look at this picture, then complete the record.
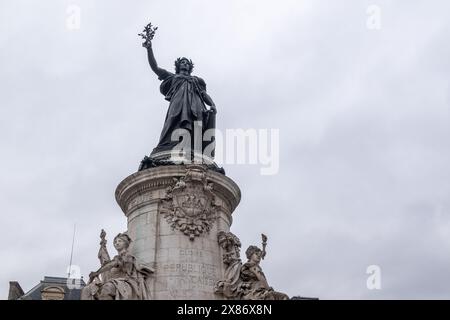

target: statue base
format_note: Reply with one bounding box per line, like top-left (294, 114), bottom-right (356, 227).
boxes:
top-left (115, 164), bottom-right (240, 299)
top-left (138, 151), bottom-right (225, 175)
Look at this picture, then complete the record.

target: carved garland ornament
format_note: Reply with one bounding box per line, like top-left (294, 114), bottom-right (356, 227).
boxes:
top-left (160, 167), bottom-right (217, 240)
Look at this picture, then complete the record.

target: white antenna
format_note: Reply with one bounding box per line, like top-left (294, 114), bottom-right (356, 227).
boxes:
top-left (67, 224), bottom-right (76, 278)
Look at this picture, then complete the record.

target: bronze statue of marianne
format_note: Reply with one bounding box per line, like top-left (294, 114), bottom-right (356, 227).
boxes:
top-left (139, 23), bottom-right (217, 158)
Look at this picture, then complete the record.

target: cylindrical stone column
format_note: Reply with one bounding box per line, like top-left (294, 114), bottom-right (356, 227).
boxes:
top-left (115, 164), bottom-right (241, 299)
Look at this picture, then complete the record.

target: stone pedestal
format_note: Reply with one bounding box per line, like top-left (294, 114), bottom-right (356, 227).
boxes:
top-left (115, 164), bottom-right (241, 299)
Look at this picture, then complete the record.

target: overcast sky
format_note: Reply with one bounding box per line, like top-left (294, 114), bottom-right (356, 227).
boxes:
top-left (1, 0), bottom-right (449, 299)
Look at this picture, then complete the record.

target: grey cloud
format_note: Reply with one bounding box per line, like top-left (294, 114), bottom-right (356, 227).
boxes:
top-left (1, 0), bottom-right (449, 299)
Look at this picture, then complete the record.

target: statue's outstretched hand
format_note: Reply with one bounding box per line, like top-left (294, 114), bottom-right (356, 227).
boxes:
top-left (89, 272), bottom-right (98, 282)
top-left (142, 39), bottom-right (152, 49)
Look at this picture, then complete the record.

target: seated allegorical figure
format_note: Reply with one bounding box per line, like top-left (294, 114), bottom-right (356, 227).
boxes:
top-left (215, 232), bottom-right (289, 300)
top-left (239, 237), bottom-right (289, 300)
top-left (81, 230), bottom-right (153, 300)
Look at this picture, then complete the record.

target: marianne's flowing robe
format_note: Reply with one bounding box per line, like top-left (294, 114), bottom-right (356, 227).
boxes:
top-left (151, 69), bottom-right (215, 154)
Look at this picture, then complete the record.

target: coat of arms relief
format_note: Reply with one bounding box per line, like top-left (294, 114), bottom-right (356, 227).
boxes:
top-left (160, 166), bottom-right (217, 240)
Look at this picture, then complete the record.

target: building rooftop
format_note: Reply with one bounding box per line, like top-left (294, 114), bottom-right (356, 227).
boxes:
top-left (9, 276), bottom-right (86, 300)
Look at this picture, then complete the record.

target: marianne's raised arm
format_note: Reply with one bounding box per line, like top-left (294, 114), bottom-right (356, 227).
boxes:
top-left (144, 41), bottom-right (168, 78)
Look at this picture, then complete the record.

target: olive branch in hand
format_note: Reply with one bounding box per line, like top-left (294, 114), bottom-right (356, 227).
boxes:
top-left (138, 22), bottom-right (158, 48)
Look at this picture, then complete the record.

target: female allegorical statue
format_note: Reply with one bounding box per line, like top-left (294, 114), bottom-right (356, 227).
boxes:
top-left (81, 230), bottom-right (153, 300)
top-left (139, 23), bottom-right (217, 157)
top-left (215, 233), bottom-right (289, 300)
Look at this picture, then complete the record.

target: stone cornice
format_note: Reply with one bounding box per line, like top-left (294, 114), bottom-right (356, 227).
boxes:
top-left (115, 165), bottom-right (241, 216)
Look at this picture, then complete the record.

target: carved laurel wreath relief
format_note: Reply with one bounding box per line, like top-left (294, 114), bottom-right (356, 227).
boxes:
top-left (160, 167), bottom-right (217, 240)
